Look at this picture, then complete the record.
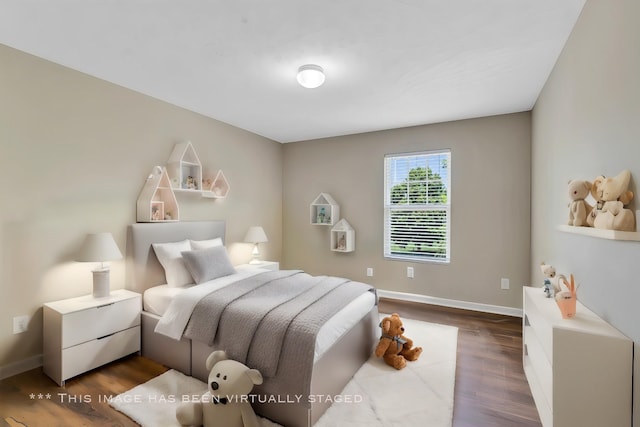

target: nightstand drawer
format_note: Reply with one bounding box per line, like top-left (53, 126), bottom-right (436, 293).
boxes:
top-left (62, 297), bottom-right (140, 348)
top-left (62, 326), bottom-right (140, 381)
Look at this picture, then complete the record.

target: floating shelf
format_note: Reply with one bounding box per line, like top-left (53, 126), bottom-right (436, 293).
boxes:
top-left (331, 219), bottom-right (355, 252)
top-left (557, 225), bottom-right (640, 241)
top-left (167, 141), bottom-right (202, 193)
top-left (136, 166), bottom-right (179, 222)
top-left (310, 193), bottom-right (339, 225)
top-left (202, 170), bottom-right (230, 199)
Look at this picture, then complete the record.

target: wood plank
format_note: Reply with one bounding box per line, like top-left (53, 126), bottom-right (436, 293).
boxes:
top-left (1, 300), bottom-right (541, 427)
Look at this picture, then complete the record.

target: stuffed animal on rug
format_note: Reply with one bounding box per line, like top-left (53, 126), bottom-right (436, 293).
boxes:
top-left (176, 350), bottom-right (263, 427)
top-left (375, 313), bottom-right (423, 370)
top-left (588, 170), bottom-right (635, 230)
top-left (567, 179), bottom-right (592, 227)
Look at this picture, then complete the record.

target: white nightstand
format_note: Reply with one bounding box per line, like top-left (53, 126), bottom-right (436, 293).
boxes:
top-left (43, 289), bottom-right (141, 386)
top-left (236, 261), bottom-right (279, 271)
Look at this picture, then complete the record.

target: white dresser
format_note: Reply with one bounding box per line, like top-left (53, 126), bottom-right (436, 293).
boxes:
top-left (43, 289), bottom-right (141, 386)
top-left (523, 286), bottom-right (632, 427)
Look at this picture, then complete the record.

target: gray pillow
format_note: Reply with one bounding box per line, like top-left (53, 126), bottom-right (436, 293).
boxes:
top-left (181, 245), bottom-right (236, 284)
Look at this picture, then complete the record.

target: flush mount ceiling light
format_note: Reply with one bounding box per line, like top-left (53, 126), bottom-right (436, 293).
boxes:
top-left (296, 64), bottom-right (325, 89)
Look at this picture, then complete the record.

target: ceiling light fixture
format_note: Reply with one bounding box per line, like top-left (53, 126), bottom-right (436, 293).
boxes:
top-left (297, 64), bottom-right (325, 89)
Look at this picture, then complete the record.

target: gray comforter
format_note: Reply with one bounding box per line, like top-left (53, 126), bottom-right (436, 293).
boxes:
top-left (183, 270), bottom-right (375, 402)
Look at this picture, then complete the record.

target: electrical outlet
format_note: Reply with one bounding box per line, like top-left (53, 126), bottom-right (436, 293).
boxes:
top-left (366, 268), bottom-right (373, 277)
top-left (407, 267), bottom-right (414, 279)
top-left (501, 278), bottom-right (510, 290)
top-left (13, 315), bottom-right (29, 334)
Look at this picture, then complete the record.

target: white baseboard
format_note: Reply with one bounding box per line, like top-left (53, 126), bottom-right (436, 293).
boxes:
top-left (377, 289), bottom-right (523, 318)
top-left (0, 354), bottom-right (43, 380)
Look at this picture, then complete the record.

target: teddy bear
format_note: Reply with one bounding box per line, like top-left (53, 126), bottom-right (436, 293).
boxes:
top-left (540, 262), bottom-right (567, 298)
top-left (588, 170), bottom-right (635, 231)
top-left (176, 350), bottom-right (263, 427)
top-left (374, 313), bottom-right (423, 370)
top-left (567, 179), bottom-right (592, 227)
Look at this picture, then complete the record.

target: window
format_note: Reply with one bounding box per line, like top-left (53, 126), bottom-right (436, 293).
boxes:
top-left (384, 150), bottom-right (451, 263)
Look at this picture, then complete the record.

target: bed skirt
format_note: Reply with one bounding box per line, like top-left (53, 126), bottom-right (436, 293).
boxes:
top-left (140, 305), bottom-right (378, 427)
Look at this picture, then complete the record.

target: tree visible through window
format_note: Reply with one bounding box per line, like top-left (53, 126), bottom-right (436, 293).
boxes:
top-left (384, 150), bottom-right (451, 262)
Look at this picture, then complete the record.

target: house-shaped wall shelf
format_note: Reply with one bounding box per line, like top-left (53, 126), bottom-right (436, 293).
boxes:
top-left (331, 219), bottom-right (355, 252)
top-left (310, 193), bottom-right (339, 225)
top-left (167, 141), bottom-right (202, 192)
top-left (137, 166), bottom-right (179, 222)
top-left (202, 170), bottom-right (230, 199)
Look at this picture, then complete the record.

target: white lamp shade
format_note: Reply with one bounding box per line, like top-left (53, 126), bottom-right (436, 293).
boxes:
top-left (297, 64), bottom-right (325, 89)
top-left (76, 233), bottom-right (123, 263)
top-left (244, 226), bottom-right (268, 243)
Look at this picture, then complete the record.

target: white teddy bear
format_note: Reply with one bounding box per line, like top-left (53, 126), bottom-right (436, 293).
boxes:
top-left (176, 351), bottom-right (263, 427)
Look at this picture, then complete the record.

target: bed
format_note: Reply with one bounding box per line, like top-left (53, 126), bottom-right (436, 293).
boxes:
top-left (125, 221), bottom-right (379, 427)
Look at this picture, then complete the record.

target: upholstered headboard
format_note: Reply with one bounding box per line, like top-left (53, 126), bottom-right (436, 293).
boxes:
top-left (126, 221), bottom-right (225, 294)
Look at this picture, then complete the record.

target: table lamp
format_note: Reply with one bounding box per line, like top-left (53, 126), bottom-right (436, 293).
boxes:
top-left (76, 232), bottom-right (123, 298)
top-left (244, 226), bottom-right (268, 265)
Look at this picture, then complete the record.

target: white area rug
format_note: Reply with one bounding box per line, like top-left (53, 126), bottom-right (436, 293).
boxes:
top-left (110, 317), bottom-right (458, 427)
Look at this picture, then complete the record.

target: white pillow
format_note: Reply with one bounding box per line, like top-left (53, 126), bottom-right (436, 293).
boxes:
top-left (181, 245), bottom-right (237, 284)
top-left (189, 237), bottom-right (223, 250)
top-left (152, 240), bottom-right (194, 287)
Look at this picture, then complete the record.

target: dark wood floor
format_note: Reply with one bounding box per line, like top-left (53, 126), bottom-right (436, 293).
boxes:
top-left (0, 300), bottom-right (541, 427)
top-left (379, 299), bottom-right (541, 427)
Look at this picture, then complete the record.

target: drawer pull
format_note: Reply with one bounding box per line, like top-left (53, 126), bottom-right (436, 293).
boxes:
top-left (97, 303), bottom-right (115, 309)
top-left (97, 333), bottom-right (115, 340)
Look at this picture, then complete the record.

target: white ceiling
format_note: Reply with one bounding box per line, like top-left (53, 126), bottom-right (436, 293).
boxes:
top-left (0, 0), bottom-right (585, 143)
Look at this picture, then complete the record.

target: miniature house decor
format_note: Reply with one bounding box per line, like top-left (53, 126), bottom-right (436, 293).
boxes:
top-left (310, 193), bottom-right (340, 225)
top-left (331, 219), bottom-right (355, 252)
top-left (167, 141), bottom-right (202, 192)
top-left (202, 170), bottom-right (230, 199)
top-left (137, 166), bottom-right (179, 222)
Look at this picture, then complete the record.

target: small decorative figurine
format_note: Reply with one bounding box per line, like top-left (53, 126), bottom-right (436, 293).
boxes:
top-left (318, 207), bottom-right (326, 223)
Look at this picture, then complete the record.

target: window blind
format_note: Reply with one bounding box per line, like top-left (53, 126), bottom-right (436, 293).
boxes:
top-left (384, 150), bottom-right (451, 263)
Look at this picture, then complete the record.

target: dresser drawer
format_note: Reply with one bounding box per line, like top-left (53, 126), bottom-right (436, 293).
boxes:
top-left (524, 325), bottom-right (552, 408)
top-left (524, 292), bottom-right (553, 363)
top-left (62, 297), bottom-right (140, 348)
top-left (62, 326), bottom-right (140, 381)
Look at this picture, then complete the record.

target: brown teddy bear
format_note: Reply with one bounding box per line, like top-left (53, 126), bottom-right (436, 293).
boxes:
top-left (374, 313), bottom-right (423, 369)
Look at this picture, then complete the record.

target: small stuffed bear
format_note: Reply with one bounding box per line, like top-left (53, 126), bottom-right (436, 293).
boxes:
top-left (567, 179), bottom-right (592, 227)
top-left (589, 170), bottom-right (635, 231)
top-left (176, 350), bottom-right (263, 427)
top-left (375, 313), bottom-right (423, 370)
top-left (540, 262), bottom-right (566, 298)
top-left (540, 262), bottom-right (557, 298)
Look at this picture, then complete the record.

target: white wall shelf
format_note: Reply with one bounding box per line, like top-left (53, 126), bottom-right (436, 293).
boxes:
top-left (167, 141), bottom-right (202, 192)
top-left (310, 193), bottom-right (339, 225)
top-left (557, 225), bottom-right (640, 241)
top-left (331, 219), bottom-right (355, 252)
top-left (202, 170), bottom-right (230, 199)
top-left (136, 166), bottom-right (179, 222)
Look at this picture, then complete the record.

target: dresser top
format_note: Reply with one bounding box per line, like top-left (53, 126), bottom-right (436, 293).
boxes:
top-left (524, 286), bottom-right (629, 340)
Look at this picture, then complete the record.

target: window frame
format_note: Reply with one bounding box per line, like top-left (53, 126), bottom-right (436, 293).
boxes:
top-left (383, 149), bottom-right (451, 264)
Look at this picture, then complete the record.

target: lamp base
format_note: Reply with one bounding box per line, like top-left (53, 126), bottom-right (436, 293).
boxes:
top-left (92, 269), bottom-right (110, 298)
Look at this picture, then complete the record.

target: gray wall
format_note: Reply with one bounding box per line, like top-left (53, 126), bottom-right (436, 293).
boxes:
top-left (531, 0), bottom-right (640, 424)
top-left (283, 112), bottom-right (531, 311)
top-left (0, 44), bottom-right (283, 369)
